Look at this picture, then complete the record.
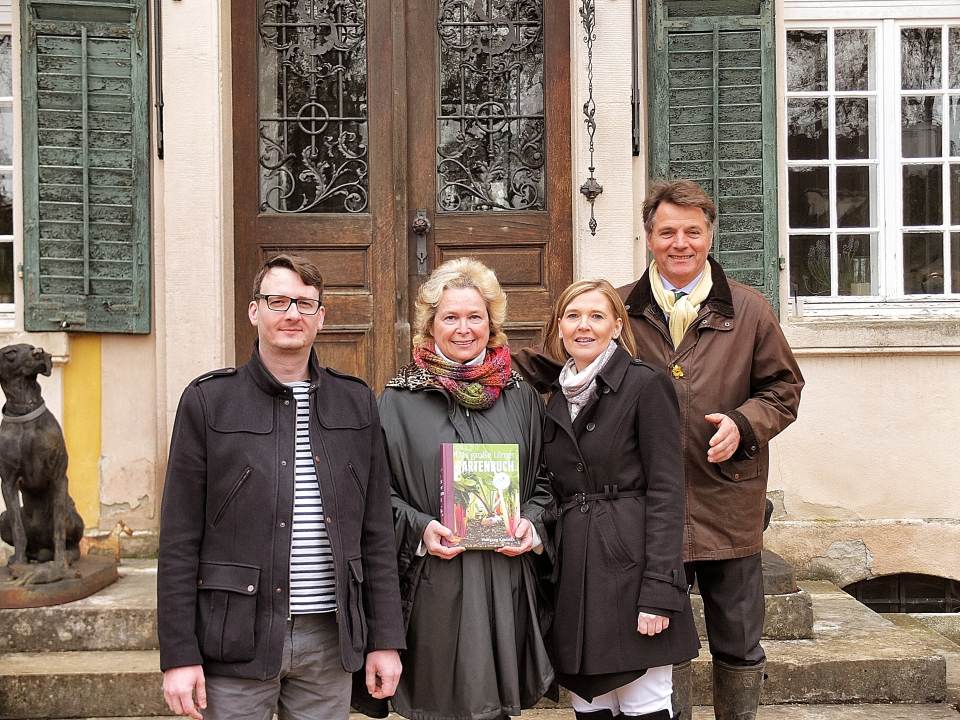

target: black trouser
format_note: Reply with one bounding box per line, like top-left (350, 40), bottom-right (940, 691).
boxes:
top-left (684, 552), bottom-right (765, 667)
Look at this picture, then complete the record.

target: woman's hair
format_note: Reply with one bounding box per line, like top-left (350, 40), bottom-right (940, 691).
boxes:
top-left (543, 279), bottom-right (638, 362)
top-left (413, 257), bottom-right (508, 348)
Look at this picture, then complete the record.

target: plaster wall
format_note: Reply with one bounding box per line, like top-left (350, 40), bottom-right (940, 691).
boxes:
top-left (569, 0), bottom-right (642, 285)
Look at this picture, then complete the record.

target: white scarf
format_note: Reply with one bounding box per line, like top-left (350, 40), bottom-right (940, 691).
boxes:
top-left (648, 260), bottom-right (713, 348)
top-left (559, 340), bottom-right (618, 421)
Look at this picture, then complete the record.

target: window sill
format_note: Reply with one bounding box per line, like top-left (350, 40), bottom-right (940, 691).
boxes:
top-left (783, 312), bottom-right (960, 354)
top-left (0, 329), bottom-right (70, 360)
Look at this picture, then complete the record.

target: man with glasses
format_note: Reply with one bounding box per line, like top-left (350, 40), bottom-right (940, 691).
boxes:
top-left (158, 254), bottom-right (404, 720)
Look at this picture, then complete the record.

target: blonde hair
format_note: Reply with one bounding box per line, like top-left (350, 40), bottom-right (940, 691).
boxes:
top-left (544, 279), bottom-right (638, 362)
top-left (413, 257), bottom-right (508, 348)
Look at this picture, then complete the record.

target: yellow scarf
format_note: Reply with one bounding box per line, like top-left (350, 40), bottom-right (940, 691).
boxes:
top-left (648, 260), bottom-right (713, 348)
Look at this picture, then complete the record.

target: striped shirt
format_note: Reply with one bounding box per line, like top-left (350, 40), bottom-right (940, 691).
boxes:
top-left (286, 381), bottom-right (336, 614)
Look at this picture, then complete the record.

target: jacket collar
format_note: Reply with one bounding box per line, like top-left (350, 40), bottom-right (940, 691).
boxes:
top-left (623, 255), bottom-right (734, 320)
top-left (246, 341), bottom-right (321, 396)
top-left (545, 344), bottom-right (632, 437)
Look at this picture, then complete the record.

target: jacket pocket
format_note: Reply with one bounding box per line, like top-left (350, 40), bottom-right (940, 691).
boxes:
top-left (345, 556), bottom-right (368, 654)
top-left (596, 501), bottom-right (643, 570)
top-left (347, 462), bottom-right (366, 500)
top-left (718, 456), bottom-right (762, 482)
top-left (196, 561), bottom-right (260, 663)
top-left (211, 466), bottom-right (253, 527)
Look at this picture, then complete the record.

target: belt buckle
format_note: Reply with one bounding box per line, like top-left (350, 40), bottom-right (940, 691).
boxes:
top-left (575, 492), bottom-right (589, 513)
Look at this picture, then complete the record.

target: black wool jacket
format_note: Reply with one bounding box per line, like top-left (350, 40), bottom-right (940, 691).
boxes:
top-left (157, 345), bottom-right (405, 680)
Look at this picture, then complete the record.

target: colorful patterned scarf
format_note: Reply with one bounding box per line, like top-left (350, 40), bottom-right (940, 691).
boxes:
top-left (413, 344), bottom-right (512, 411)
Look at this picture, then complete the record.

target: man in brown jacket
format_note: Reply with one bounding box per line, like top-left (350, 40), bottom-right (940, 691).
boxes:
top-left (515, 180), bottom-right (803, 720)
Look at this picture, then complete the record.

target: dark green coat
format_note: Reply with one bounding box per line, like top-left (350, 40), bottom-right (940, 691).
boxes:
top-left (378, 365), bottom-right (555, 720)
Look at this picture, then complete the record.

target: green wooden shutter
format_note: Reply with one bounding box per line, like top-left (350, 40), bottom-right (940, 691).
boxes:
top-left (648, 0), bottom-right (778, 310)
top-left (22, 0), bottom-right (150, 333)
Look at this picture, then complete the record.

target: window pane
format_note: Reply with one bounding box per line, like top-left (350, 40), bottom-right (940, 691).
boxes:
top-left (951, 27), bottom-right (960, 89)
top-left (787, 98), bottom-right (828, 160)
top-left (0, 105), bottom-right (11, 165)
top-left (836, 29), bottom-right (874, 91)
top-left (903, 232), bottom-right (944, 293)
top-left (902, 164), bottom-right (942, 226)
top-left (0, 174), bottom-right (11, 236)
top-left (787, 30), bottom-right (827, 91)
top-left (902, 28), bottom-right (942, 90)
top-left (838, 234), bottom-right (877, 296)
top-left (902, 96), bottom-right (942, 158)
top-left (836, 97), bottom-right (874, 159)
top-left (0, 37), bottom-right (9, 97)
top-left (951, 96), bottom-right (960, 157)
top-left (790, 234), bottom-right (831, 296)
top-left (0, 242), bottom-right (11, 304)
top-left (952, 232), bottom-right (959, 293)
top-left (837, 165), bottom-right (874, 227)
top-left (789, 167), bottom-right (830, 228)
top-left (952, 164), bottom-right (960, 225)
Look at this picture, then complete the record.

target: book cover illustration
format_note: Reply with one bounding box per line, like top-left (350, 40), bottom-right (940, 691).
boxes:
top-left (440, 443), bottom-right (521, 549)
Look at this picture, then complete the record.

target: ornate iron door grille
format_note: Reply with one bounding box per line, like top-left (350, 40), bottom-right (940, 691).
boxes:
top-left (258, 0), bottom-right (369, 214)
top-left (436, 0), bottom-right (546, 212)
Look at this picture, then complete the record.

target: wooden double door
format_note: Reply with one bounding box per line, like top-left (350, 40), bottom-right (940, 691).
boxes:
top-left (232, 1), bottom-right (572, 389)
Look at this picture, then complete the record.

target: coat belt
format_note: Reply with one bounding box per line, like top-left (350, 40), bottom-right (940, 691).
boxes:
top-left (560, 484), bottom-right (645, 515)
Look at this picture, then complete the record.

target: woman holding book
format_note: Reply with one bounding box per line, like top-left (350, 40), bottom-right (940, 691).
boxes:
top-left (377, 257), bottom-right (555, 720)
top-left (538, 280), bottom-right (698, 720)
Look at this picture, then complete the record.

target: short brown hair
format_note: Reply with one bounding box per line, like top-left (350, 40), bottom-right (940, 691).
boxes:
top-left (413, 257), bottom-right (508, 348)
top-left (642, 180), bottom-right (717, 235)
top-left (252, 254), bottom-right (324, 304)
top-left (544, 279), bottom-right (637, 363)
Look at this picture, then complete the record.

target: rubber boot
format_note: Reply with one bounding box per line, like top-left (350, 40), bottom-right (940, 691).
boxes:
top-left (670, 660), bottom-right (692, 720)
top-left (712, 658), bottom-right (765, 720)
top-left (575, 711), bottom-right (615, 720)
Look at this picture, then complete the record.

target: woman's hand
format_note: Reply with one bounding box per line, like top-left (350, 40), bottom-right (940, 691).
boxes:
top-left (637, 611), bottom-right (670, 636)
top-left (497, 518), bottom-right (534, 556)
top-left (422, 520), bottom-right (466, 559)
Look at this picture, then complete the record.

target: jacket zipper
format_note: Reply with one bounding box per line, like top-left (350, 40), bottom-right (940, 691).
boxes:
top-left (211, 466), bottom-right (252, 527)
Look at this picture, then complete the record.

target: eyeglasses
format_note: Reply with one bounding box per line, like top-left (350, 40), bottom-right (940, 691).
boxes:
top-left (255, 294), bottom-right (322, 315)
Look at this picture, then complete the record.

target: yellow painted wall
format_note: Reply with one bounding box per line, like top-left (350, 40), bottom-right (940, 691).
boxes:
top-left (63, 334), bottom-right (101, 529)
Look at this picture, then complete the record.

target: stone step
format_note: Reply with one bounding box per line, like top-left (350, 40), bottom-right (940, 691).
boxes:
top-left (0, 561), bottom-right (158, 653)
top-left (690, 589), bottom-right (814, 641)
top-left (687, 581), bottom-right (945, 705)
top-left (0, 580), bottom-right (946, 718)
top-left (50, 707), bottom-right (960, 720)
top-left (0, 561), bottom-right (813, 653)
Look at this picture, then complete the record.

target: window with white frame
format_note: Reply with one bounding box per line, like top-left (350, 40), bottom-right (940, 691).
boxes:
top-left (0, 32), bottom-right (12, 310)
top-left (785, 18), bottom-right (960, 308)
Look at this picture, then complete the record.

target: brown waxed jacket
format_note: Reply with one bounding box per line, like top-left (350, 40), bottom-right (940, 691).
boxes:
top-left (515, 258), bottom-right (803, 561)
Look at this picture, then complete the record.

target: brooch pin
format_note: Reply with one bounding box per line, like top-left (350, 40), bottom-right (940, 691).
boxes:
top-left (671, 364), bottom-right (685, 379)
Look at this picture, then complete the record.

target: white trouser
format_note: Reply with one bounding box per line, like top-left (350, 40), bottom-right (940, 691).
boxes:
top-left (570, 665), bottom-right (673, 717)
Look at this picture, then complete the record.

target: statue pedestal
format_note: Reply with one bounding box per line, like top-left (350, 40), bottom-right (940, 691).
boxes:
top-left (0, 555), bottom-right (119, 609)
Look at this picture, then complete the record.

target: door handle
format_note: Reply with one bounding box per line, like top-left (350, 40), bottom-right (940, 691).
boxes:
top-left (412, 209), bottom-right (432, 276)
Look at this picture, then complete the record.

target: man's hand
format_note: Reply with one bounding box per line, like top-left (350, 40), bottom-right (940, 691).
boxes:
top-left (637, 612), bottom-right (670, 636)
top-left (705, 413), bottom-right (740, 464)
top-left (162, 665), bottom-right (206, 720)
top-left (497, 517), bottom-right (534, 556)
top-left (365, 649), bottom-right (402, 699)
top-left (422, 520), bottom-right (466, 559)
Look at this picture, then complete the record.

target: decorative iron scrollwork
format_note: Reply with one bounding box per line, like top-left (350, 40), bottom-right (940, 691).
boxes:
top-left (435, 0), bottom-right (546, 213)
top-left (579, 0), bottom-right (602, 235)
top-left (258, 0), bottom-right (369, 214)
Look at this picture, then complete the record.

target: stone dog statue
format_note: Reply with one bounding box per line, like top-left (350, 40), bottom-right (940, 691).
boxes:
top-left (0, 344), bottom-right (84, 583)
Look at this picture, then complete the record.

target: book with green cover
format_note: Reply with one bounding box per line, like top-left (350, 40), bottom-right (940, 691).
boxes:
top-left (440, 443), bottom-right (521, 549)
